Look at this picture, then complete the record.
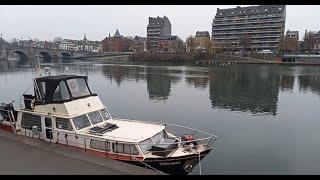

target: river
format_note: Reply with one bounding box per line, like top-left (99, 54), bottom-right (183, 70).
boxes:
top-left (1, 60), bottom-right (320, 174)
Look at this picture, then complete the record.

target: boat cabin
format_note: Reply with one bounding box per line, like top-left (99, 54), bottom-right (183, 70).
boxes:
top-left (11, 74), bottom-right (169, 160)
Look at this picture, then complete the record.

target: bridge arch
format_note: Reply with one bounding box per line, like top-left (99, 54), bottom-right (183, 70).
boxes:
top-left (13, 50), bottom-right (29, 63)
top-left (61, 52), bottom-right (72, 59)
top-left (39, 51), bottom-right (52, 62)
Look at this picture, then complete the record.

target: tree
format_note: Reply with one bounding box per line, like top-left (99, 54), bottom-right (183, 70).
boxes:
top-left (203, 37), bottom-right (212, 54)
top-left (303, 31), bottom-right (317, 52)
top-left (239, 35), bottom-right (252, 53)
top-left (279, 35), bottom-right (299, 54)
top-left (186, 35), bottom-right (195, 53)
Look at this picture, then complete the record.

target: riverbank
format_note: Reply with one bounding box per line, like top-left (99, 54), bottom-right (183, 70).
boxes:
top-left (0, 130), bottom-right (161, 175)
top-left (127, 52), bottom-right (320, 66)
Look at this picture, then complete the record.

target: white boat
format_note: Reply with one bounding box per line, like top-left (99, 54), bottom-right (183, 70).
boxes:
top-left (0, 74), bottom-right (217, 175)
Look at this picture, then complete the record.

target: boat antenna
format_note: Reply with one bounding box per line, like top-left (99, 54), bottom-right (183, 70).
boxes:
top-left (37, 52), bottom-right (41, 74)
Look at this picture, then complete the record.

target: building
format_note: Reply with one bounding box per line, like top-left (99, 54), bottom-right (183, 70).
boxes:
top-left (147, 16), bottom-right (171, 52)
top-left (157, 35), bottom-right (184, 52)
top-left (131, 36), bottom-right (147, 52)
top-left (58, 35), bottom-right (102, 52)
top-left (314, 31), bottom-right (320, 52)
top-left (286, 30), bottom-right (299, 40)
top-left (102, 29), bottom-right (131, 52)
top-left (302, 30), bottom-right (318, 52)
top-left (212, 5), bottom-right (286, 53)
top-left (194, 31), bottom-right (211, 53)
top-left (279, 30), bottom-right (299, 53)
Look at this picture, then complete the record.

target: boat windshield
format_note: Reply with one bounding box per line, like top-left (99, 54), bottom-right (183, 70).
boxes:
top-left (66, 78), bottom-right (91, 98)
top-left (88, 111), bottom-right (103, 125)
top-left (72, 115), bottom-right (92, 130)
top-left (99, 109), bottom-right (111, 120)
top-left (139, 130), bottom-right (165, 154)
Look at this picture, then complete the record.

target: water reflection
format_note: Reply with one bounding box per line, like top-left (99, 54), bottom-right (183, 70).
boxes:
top-left (146, 67), bottom-right (181, 100)
top-left (2, 61), bottom-right (320, 116)
top-left (280, 75), bottom-right (295, 92)
top-left (298, 75), bottom-right (320, 95)
top-left (208, 65), bottom-right (280, 116)
top-left (185, 69), bottom-right (209, 90)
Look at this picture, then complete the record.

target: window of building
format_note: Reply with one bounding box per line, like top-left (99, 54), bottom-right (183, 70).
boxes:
top-left (90, 139), bottom-right (110, 151)
top-left (72, 115), bottom-right (91, 130)
top-left (56, 117), bottom-right (73, 131)
top-left (21, 113), bottom-right (41, 131)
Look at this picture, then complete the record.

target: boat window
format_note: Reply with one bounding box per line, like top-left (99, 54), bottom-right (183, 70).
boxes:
top-left (21, 113), bottom-right (42, 131)
top-left (90, 139), bottom-right (110, 151)
top-left (151, 130), bottom-right (165, 145)
top-left (88, 111), bottom-right (103, 125)
top-left (99, 109), bottom-right (111, 121)
top-left (72, 115), bottom-right (91, 130)
top-left (45, 117), bottom-right (52, 128)
top-left (52, 81), bottom-right (70, 102)
top-left (112, 143), bottom-right (139, 155)
top-left (56, 118), bottom-right (73, 131)
top-left (139, 138), bottom-right (153, 154)
top-left (67, 78), bottom-right (90, 98)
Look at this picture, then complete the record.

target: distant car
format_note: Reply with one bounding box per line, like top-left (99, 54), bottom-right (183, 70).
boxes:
top-left (234, 51), bottom-right (243, 55)
top-left (258, 50), bottom-right (273, 54)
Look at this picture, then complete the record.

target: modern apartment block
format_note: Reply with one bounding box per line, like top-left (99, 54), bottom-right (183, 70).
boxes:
top-left (212, 5), bottom-right (286, 52)
top-left (147, 16), bottom-right (171, 52)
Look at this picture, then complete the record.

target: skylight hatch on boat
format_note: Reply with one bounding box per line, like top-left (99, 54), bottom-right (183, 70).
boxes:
top-left (89, 123), bottom-right (119, 135)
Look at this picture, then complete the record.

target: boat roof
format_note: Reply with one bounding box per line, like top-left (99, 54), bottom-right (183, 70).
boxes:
top-left (81, 119), bottom-right (165, 143)
top-left (34, 74), bottom-right (94, 105)
top-left (35, 74), bottom-right (87, 82)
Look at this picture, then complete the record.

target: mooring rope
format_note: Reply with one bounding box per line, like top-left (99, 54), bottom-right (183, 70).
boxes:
top-left (198, 150), bottom-right (202, 175)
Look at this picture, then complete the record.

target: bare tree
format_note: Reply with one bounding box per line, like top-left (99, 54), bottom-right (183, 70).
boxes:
top-left (186, 35), bottom-right (195, 53)
top-left (303, 32), bottom-right (317, 52)
top-left (239, 35), bottom-right (252, 53)
top-left (279, 35), bottom-right (299, 53)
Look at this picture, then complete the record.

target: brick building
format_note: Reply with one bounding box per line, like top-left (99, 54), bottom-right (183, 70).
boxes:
top-left (102, 29), bottom-right (131, 52)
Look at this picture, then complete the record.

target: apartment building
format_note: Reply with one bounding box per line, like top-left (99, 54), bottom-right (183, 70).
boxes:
top-left (147, 16), bottom-right (171, 52)
top-left (212, 5), bottom-right (286, 52)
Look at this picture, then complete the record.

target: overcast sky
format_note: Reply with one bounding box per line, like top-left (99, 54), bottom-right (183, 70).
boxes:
top-left (0, 5), bottom-right (319, 41)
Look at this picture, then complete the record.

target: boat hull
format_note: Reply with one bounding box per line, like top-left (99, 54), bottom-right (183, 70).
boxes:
top-left (125, 148), bottom-right (211, 175)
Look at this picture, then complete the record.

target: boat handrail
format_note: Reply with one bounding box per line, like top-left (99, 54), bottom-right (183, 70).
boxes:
top-left (50, 122), bottom-right (217, 153)
top-left (113, 118), bottom-right (217, 138)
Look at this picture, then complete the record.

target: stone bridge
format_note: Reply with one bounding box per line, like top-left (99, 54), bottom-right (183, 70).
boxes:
top-left (0, 45), bottom-right (85, 63)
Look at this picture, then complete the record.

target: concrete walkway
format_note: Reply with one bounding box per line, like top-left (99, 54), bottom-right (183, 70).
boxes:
top-left (0, 130), bottom-right (162, 175)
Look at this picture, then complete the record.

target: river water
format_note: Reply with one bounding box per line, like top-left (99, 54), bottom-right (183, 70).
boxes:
top-left (1, 60), bottom-right (320, 174)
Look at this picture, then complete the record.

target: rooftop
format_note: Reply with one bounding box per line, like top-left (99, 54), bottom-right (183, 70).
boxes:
top-left (216, 5), bottom-right (286, 17)
top-left (195, 31), bottom-right (210, 37)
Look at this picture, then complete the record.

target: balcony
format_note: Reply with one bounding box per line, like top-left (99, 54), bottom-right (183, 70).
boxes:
top-left (213, 35), bottom-right (281, 40)
top-left (212, 25), bottom-right (283, 31)
top-left (213, 13), bottom-right (285, 22)
top-left (212, 19), bottom-right (284, 27)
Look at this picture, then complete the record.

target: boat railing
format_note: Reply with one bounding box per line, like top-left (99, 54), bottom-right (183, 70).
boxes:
top-left (47, 122), bottom-right (217, 159)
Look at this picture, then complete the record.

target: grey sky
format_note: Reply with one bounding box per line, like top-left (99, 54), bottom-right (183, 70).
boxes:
top-left (0, 5), bottom-right (319, 41)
